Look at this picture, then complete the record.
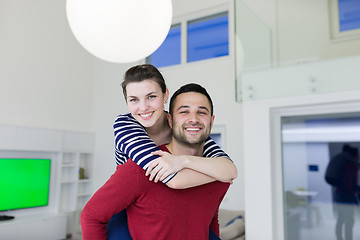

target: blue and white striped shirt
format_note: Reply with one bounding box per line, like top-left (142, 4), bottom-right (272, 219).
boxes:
top-left (114, 113), bottom-right (230, 183)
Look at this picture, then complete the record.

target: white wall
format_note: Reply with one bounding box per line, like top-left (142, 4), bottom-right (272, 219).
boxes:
top-left (0, 0), bottom-right (245, 211)
top-left (90, 0), bottom-right (245, 210)
top-left (241, 0), bottom-right (360, 66)
top-left (282, 142), bottom-right (308, 191)
top-left (242, 55), bottom-right (360, 240)
top-left (0, 0), bottom-right (93, 132)
top-left (282, 142), bottom-right (332, 203)
top-left (90, 59), bottom-right (139, 189)
top-left (162, 0), bottom-right (244, 210)
top-left (306, 142), bottom-right (331, 203)
top-left (2, 0), bottom-right (360, 228)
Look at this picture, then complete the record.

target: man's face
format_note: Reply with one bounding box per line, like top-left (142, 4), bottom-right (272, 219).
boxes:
top-left (169, 92), bottom-right (214, 147)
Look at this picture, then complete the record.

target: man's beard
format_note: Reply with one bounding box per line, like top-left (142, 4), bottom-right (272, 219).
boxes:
top-left (172, 123), bottom-right (210, 147)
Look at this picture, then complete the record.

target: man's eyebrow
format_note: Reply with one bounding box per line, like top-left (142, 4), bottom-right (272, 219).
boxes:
top-left (176, 105), bottom-right (210, 112)
top-left (198, 106), bottom-right (210, 112)
top-left (176, 105), bottom-right (190, 111)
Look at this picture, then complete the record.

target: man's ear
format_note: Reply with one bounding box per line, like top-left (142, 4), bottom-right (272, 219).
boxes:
top-left (210, 115), bottom-right (215, 129)
top-left (167, 113), bottom-right (173, 129)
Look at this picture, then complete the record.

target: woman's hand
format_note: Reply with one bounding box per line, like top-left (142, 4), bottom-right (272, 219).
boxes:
top-left (146, 150), bottom-right (185, 182)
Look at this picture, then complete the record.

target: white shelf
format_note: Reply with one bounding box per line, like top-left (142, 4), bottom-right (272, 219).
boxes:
top-left (79, 179), bottom-right (91, 183)
top-left (0, 125), bottom-right (94, 239)
top-left (61, 180), bottom-right (77, 184)
top-left (77, 192), bottom-right (92, 197)
top-left (62, 164), bottom-right (78, 167)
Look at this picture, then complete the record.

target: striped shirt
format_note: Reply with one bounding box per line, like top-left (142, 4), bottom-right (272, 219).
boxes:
top-left (113, 112), bottom-right (231, 183)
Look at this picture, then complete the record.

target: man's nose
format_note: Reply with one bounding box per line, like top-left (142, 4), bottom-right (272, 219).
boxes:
top-left (188, 112), bottom-right (199, 123)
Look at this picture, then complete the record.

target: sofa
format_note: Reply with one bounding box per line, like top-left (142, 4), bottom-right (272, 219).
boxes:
top-left (219, 209), bottom-right (245, 240)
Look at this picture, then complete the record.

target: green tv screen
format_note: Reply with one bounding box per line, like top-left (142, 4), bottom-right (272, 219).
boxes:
top-left (0, 158), bottom-right (51, 211)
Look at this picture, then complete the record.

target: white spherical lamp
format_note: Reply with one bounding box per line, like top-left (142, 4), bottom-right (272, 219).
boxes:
top-left (66, 0), bottom-right (173, 63)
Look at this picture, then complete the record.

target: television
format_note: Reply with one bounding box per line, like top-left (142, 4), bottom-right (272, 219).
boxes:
top-left (0, 158), bottom-right (51, 219)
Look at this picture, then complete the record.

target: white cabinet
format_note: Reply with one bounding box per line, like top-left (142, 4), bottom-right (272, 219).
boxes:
top-left (60, 152), bottom-right (93, 212)
top-left (0, 214), bottom-right (67, 240)
top-left (60, 132), bottom-right (94, 237)
top-left (0, 125), bottom-right (94, 239)
top-left (60, 151), bottom-right (93, 237)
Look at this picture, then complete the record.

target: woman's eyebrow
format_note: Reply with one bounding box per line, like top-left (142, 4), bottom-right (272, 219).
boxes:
top-left (146, 92), bottom-right (157, 96)
top-left (126, 95), bottom-right (138, 99)
top-left (127, 92), bottom-right (157, 99)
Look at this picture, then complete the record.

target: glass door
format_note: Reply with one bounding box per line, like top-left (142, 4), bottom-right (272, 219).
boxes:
top-left (281, 113), bottom-right (360, 240)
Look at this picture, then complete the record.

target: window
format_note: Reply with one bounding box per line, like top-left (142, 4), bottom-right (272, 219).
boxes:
top-left (329, 0), bottom-right (360, 39)
top-left (147, 24), bottom-right (181, 68)
top-left (147, 11), bottom-right (230, 67)
top-left (187, 12), bottom-right (229, 63)
top-left (338, 0), bottom-right (360, 32)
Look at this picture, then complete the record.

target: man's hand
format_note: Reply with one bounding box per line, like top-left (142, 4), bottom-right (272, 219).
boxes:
top-left (146, 150), bottom-right (185, 182)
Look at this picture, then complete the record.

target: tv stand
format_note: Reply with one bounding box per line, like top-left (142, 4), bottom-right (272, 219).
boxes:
top-left (0, 214), bottom-right (66, 239)
top-left (0, 215), bottom-right (14, 221)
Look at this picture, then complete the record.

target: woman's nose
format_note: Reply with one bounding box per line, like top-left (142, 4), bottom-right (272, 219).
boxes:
top-left (139, 100), bottom-right (148, 111)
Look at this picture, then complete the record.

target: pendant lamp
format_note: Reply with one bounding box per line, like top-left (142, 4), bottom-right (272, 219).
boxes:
top-left (66, 0), bottom-right (173, 63)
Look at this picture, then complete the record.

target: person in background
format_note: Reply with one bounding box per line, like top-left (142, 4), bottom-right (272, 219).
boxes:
top-left (333, 145), bottom-right (360, 240)
top-left (81, 83), bottom-right (231, 240)
top-left (325, 144), bottom-right (354, 187)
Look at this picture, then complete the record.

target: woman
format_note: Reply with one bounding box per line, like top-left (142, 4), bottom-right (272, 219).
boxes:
top-left (108, 64), bottom-right (237, 239)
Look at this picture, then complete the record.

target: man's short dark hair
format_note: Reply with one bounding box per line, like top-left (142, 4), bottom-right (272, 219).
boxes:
top-left (169, 83), bottom-right (214, 115)
top-left (343, 144), bottom-right (359, 158)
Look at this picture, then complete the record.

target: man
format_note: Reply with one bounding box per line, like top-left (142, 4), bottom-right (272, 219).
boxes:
top-left (81, 83), bottom-right (230, 240)
top-left (332, 145), bottom-right (360, 240)
top-left (325, 144), bottom-right (354, 187)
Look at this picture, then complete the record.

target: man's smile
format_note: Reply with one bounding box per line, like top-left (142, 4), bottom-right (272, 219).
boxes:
top-left (184, 126), bottom-right (203, 133)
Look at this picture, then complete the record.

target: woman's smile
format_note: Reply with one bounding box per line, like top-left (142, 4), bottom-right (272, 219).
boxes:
top-left (139, 111), bottom-right (154, 120)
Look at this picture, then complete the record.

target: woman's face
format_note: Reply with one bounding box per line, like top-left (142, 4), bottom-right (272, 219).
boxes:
top-left (126, 79), bottom-right (168, 128)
